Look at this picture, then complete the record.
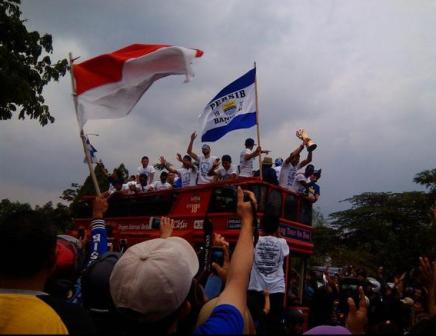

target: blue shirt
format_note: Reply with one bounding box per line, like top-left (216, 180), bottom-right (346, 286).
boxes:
top-left (194, 304), bottom-right (244, 335)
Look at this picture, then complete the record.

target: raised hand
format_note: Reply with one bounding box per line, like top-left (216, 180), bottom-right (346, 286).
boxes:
top-left (190, 132), bottom-right (197, 142)
top-left (211, 243), bottom-right (230, 282)
top-left (160, 216), bottom-right (174, 239)
top-left (346, 286), bottom-right (368, 334)
top-left (236, 186), bottom-right (257, 221)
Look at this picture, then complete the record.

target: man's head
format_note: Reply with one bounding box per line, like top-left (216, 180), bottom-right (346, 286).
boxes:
top-left (304, 164), bottom-right (315, 177)
top-left (274, 158), bottom-right (283, 167)
top-left (182, 155), bottom-right (192, 169)
top-left (141, 156), bottom-right (149, 167)
top-left (110, 237), bottom-right (199, 323)
top-left (0, 210), bottom-right (57, 284)
top-left (244, 138), bottom-right (255, 149)
top-left (160, 171), bottom-right (168, 183)
top-left (167, 172), bottom-right (176, 184)
top-left (201, 144), bottom-right (210, 157)
top-left (221, 154), bottom-right (232, 170)
top-left (310, 169), bottom-right (321, 182)
top-left (262, 214), bottom-right (280, 235)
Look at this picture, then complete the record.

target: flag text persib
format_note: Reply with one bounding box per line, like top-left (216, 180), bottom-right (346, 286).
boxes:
top-left (200, 68), bottom-right (256, 142)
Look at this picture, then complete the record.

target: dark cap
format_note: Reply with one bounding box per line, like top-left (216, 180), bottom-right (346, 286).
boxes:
top-left (245, 138), bottom-right (256, 147)
top-left (82, 252), bottom-right (122, 311)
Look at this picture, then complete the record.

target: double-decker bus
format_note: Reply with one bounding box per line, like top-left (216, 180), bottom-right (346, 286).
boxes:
top-left (72, 177), bottom-right (314, 328)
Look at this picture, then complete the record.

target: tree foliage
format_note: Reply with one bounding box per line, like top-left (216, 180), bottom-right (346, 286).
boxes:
top-left (0, 0), bottom-right (68, 125)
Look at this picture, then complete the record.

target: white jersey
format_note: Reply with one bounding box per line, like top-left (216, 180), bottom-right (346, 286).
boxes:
top-left (248, 236), bottom-right (290, 293)
top-left (216, 165), bottom-right (237, 180)
top-left (197, 155), bottom-right (217, 184)
top-left (148, 180), bottom-right (172, 191)
top-left (137, 165), bottom-right (155, 183)
top-left (239, 148), bottom-right (254, 177)
top-left (292, 172), bottom-right (308, 194)
top-left (176, 167), bottom-right (197, 187)
top-left (279, 162), bottom-right (303, 191)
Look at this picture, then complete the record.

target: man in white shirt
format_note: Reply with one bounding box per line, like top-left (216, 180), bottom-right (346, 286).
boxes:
top-left (160, 155), bottom-right (197, 187)
top-left (187, 132), bottom-right (217, 185)
top-left (147, 171), bottom-right (172, 191)
top-left (279, 142), bottom-right (312, 192)
top-left (292, 164), bottom-right (315, 194)
top-left (239, 138), bottom-right (268, 177)
top-left (274, 158), bottom-right (283, 178)
top-left (208, 155), bottom-right (238, 182)
top-left (136, 156), bottom-right (155, 186)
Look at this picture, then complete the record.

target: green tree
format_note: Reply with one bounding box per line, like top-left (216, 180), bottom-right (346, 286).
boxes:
top-left (328, 191), bottom-right (435, 275)
top-left (0, 0), bottom-right (68, 125)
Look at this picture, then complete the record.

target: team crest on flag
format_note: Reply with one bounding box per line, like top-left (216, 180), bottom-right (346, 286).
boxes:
top-left (200, 68), bottom-right (257, 142)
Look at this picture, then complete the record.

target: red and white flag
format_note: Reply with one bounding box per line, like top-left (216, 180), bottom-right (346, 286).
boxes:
top-left (73, 44), bottom-right (203, 128)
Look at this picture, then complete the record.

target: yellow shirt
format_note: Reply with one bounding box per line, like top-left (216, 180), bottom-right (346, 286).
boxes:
top-left (0, 293), bottom-right (68, 334)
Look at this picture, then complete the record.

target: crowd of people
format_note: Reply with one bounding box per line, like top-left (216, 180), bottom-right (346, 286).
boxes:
top-left (103, 132), bottom-right (322, 204)
top-left (1, 181), bottom-right (436, 334)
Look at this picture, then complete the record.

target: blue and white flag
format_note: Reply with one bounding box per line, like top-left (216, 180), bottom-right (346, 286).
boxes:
top-left (83, 137), bottom-right (98, 164)
top-left (200, 68), bottom-right (256, 142)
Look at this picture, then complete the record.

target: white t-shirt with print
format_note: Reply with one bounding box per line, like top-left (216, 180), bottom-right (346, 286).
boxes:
top-left (279, 162), bottom-right (302, 191)
top-left (239, 148), bottom-right (254, 177)
top-left (248, 236), bottom-right (290, 293)
top-left (176, 167), bottom-right (197, 187)
top-left (292, 172), bottom-right (308, 194)
top-left (149, 180), bottom-right (172, 191)
top-left (137, 165), bottom-right (155, 182)
top-left (216, 165), bottom-right (237, 180)
top-left (197, 155), bottom-right (217, 185)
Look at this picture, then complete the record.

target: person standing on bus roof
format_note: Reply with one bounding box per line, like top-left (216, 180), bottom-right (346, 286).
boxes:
top-left (279, 141), bottom-right (312, 192)
top-left (187, 132), bottom-right (217, 185)
top-left (208, 155), bottom-right (238, 182)
top-left (239, 138), bottom-right (269, 177)
top-left (136, 156), bottom-right (155, 187)
top-left (160, 155), bottom-right (197, 187)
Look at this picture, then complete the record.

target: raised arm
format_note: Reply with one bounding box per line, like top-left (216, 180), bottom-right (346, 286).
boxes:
top-left (284, 143), bottom-right (304, 164)
top-left (244, 146), bottom-right (262, 160)
top-left (187, 132), bottom-right (199, 162)
top-left (215, 187), bottom-right (256, 314)
top-left (160, 156), bottom-right (179, 175)
top-left (299, 150), bottom-right (312, 168)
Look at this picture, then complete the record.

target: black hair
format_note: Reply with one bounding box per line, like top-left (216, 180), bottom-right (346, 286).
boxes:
top-left (160, 171), bottom-right (168, 179)
top-left (0, 210), bottom-right (57, 277)
top-left (262, 214), bottom-right (280, 235)
top-left (183, 155), bottom-right (192, 161)
top-left (222, 154), bottom-right (232, 163)
top-left (141, 156), bottom-right (149, 161)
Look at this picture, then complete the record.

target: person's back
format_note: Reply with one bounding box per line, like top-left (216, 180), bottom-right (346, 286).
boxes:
top-left (0, 211), bottom-right (95, 334)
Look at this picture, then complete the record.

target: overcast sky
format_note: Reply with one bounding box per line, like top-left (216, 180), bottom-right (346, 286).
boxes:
top-left (1, 0), bottom-right (436, 217)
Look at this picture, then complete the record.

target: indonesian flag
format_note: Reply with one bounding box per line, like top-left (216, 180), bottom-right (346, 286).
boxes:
top-left (73, 44), bottom-right (203, 128)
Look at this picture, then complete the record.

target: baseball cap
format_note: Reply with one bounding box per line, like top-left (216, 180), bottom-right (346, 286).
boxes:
top-left (82, 252), bottom-right (122, 312)
top-left (245, 138), bottom-right (255, 147)
top-left (304, 325), bottom-right (351, 335)
top-left (110, 237), bottom-right (199, 322)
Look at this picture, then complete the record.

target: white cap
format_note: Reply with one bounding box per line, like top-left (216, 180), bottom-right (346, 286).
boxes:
top-left (110, 237), bottom-right (199, 321)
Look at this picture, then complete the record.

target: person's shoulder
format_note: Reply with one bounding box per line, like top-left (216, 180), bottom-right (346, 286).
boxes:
top-left (38, 295), bottom-right (96, 335)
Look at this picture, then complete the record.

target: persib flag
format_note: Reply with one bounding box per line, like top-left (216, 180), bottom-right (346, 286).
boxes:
top-left (200, 68), bottom-right (256, 142)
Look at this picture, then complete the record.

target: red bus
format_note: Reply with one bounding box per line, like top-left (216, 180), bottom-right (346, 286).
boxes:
top-left (72, 177), bottom-right (314, 328)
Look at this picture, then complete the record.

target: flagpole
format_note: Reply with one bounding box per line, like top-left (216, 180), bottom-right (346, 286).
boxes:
top-left (254, 62), bottom-right (263, 179)
top-left (69, 52), bottom-right (101, 196)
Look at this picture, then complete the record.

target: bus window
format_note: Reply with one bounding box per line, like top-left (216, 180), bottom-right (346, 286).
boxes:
top-left (287, 255), bottom-right (306, 306)
top-left (300, 199), bottom-right (312, 225)
top-left (265, 188), bottom-right (282, 217)
top-left (208, 186), bottom-right (236, 213)
top-left (129, 193), bottom-right (174, 216)
top-left (284, 194), bottom-right (298, 221)
top-left (245, 184), bottom-right (266, 212)
top-left (106, 194), bottom-right (130, 217)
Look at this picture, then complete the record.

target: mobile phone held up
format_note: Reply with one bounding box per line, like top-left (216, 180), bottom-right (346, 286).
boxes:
top-left (210, 247), bottom-right (224, 268)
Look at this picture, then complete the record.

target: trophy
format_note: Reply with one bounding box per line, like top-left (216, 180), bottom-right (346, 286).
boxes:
top-left (296, 128), bottom-right (317, 152)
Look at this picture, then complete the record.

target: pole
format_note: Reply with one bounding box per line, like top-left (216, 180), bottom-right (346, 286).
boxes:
top-left (254, 62), bottom-right (263, 179)
top-left (69, 53), bottom-right (101, 196)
